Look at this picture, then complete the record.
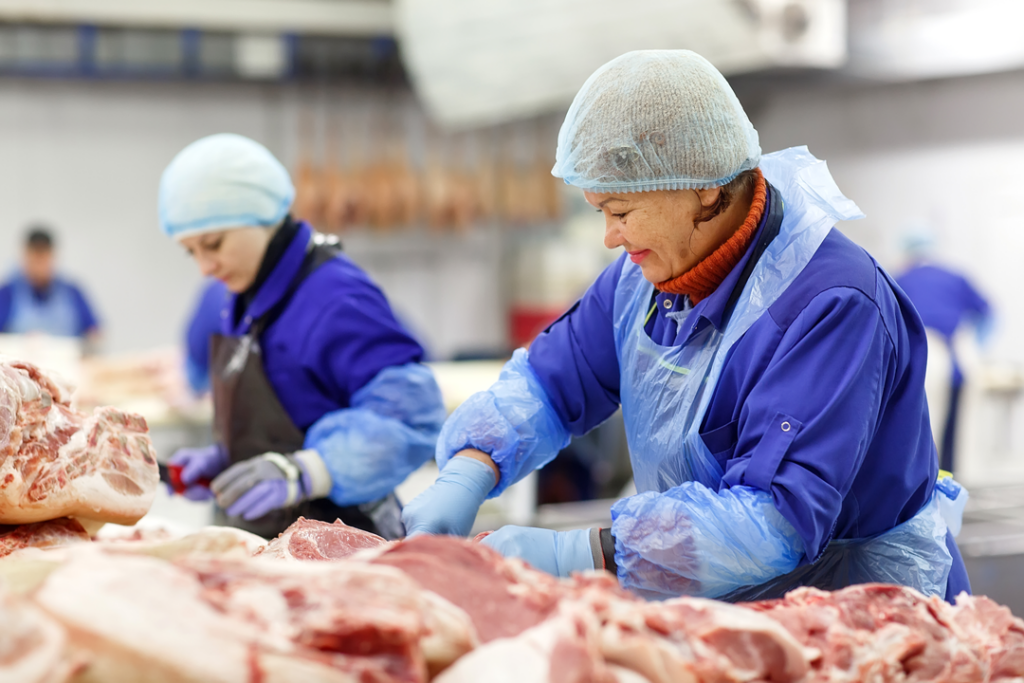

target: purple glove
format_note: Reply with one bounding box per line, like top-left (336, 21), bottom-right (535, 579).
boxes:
top-left (210, 450), bottom-right (332, 521)
top-left (168, 445), bottom-right (229, 501)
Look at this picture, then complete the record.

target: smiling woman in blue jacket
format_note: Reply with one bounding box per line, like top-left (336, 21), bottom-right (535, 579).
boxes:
top-left (160, 133), bottom-right (445, 540)
top-left (402, 50), bottom-right (970, 603)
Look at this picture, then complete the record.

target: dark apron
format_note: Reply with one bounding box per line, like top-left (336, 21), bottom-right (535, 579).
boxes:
top-left (210, 233), bottom-right (404, 540)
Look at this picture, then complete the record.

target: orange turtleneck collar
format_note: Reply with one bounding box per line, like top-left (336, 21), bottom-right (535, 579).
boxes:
top-left (657, 168), bottom-right (767, 305)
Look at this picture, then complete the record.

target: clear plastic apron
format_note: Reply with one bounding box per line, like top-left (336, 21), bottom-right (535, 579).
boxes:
top-left (613, 147), bottom-right (957, 599)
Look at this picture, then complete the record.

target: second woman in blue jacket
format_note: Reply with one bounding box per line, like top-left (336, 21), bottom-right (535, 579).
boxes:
top-left (161, 133), bottom-right (445, 539)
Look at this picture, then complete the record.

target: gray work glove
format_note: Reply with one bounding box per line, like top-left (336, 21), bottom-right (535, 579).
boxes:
top-left (210, 450), bottom-right (332, 521)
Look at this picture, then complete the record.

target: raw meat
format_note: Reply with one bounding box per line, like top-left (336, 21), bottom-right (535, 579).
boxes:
top-left (32, 548), bottom-right (475, 682)
top-left (0, 584), bottom-right (81, 683)
top-left (100, 525), bottom-right (268, 560)
top-left (254, 517), bottom-right (387, 561)
top-left (435, 602), bottom-right (616, 683)
top-left (0, 359), bottom-right (158, 525)
top-left (0, 517), bottom-right (91, 558)
top-left (747, 583), bottom-right (1024, 682)
top-left (370, 534), bottom-right (564, 643)
top-left (943, 592), bottom-right (1024, 681)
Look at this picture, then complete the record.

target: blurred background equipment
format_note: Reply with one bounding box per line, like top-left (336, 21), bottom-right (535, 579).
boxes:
top-left (394, 0), bottom-right (847, 128)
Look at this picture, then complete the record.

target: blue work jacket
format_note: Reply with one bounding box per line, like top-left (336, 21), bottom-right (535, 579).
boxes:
top-left (896, 263), bottom-right (990, 386)
top-left (221, 222), bottom-right (426, 431)
top-left (529, 217), bottom-right (970, 600)
top-left (0, 272), bottom-right (99, 338)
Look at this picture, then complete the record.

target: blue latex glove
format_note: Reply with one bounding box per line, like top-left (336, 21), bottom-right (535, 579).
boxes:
top-left (168, 445), bottom-right (229, 501)
top-left (210, 450), bottom-right (332, 521)
top-left (481, 526), bottom-right (596, 578)
top-left (402, 456), bottom-right (496, 537)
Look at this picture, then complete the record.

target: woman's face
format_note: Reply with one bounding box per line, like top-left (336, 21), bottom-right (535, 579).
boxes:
top-left (585, 187), bottom-right (727, 284)
top-left (178, 227), bottom-right (273, 293)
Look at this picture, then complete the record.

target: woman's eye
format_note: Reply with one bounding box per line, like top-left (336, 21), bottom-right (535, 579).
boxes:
top-left (611, 213), bottom-right (626, 219)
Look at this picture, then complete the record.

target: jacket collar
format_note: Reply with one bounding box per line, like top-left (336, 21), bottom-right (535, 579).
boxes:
top-left (656, 185), bottom-right (776, 339)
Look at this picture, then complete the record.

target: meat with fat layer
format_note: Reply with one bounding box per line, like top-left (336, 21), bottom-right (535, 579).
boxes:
top-left (747, 582), bottom-right (1024, 682)
top-left (31, 547), bottom-right (476, 682)
top-left (254, 517), bottom-right (387, 561)
top-left (0, 360), bottom-right (158, 525)
top-left (370, 534), bottom-right (564, 644)
top-left (0, 583), bottom-right (81, 683)
top-left (0, 517), bottom-right (91, 558)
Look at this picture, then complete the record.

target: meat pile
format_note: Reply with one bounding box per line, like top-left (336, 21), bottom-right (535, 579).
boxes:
top-left (3, 516), bottom-right (1023, 683)
top-left (0, 359), bottom-right (158, 526)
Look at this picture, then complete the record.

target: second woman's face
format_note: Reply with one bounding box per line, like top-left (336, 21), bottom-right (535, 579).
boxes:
top-left (584, 188), bottom-right (726, 284)
top-left (178, 227), bottom-right (272, 293)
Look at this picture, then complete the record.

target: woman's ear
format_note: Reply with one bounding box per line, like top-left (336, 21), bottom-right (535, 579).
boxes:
top-left (695, 186), bottom-right (722, 208)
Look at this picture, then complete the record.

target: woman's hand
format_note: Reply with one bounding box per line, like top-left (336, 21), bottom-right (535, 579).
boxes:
top-left (401, 453), bottom-right (498, 537)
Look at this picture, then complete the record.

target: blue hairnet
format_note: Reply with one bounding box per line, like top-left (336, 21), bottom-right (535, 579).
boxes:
top-left (552, 50), bottom-right (760, 193)
top-left (305, 363), bottom-right (446, 506)
top-left (158, 133), bottom-right (295, 238)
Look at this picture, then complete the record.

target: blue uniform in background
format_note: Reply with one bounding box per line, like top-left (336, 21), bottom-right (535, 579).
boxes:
top-left (221, 222), bottom-right (427, 431)
top-left (217, 220), bottom-right (445, 507)
top-left (896, 263), bottom-right (991, 472)
top-left (0, 273), bottom-right (99, 337)
top-left (896, 264), bottom-right (990, 387)
top-left (185, 279), bottom-right (229, 394)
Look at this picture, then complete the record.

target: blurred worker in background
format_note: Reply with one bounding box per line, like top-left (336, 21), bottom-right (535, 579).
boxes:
top-left (403, 50), bottom-right (969, 603)
top-left (0, 227), bottom-right (101, 349)
top-left (160, 133), bottom-right (445, 539)
top-left (896, 228), bottom-right (992, 473)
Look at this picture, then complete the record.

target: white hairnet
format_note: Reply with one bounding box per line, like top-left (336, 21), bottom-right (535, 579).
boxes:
top-left (552, 50), bottom-right (761, 193)
top-left (158, 133), bottom-right (295, 239)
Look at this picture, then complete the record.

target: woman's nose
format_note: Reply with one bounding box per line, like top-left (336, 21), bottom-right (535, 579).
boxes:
top-left (195, 254), bottom-right (217, 278)
top-left (604, 219), bottom-right (625, 250)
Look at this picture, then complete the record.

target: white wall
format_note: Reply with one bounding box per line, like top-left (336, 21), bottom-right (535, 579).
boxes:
top-left (0, 77), bottom-right (506, 359)
top-left (741, 68), bottom-right (1024, 362)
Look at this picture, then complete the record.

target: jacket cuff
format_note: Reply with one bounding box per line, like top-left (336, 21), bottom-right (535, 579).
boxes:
top-left (599, 527), bottom-right (618, 576)
top-left (293, 449), bottom-right (333, 499)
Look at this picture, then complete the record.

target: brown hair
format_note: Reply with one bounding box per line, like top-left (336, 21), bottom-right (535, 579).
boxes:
top-left (693, 168), bottom-right (760, 228)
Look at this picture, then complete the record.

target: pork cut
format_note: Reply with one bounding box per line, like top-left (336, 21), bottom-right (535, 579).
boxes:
top-left (747, 583), bottom-right (1024, 682)
top-left (99, 525), bottom-right (268, 560)
top-left (370, 534), bottom-right (564, 644)
top-left (0, 583), bottom-right (81, 683)
top-left (434, 602), bottom-right (617, 683)
top-left (253, 517), bottom-right (387, 561)
top-left (0, 517), bottom-right (91, 558)
top-left (0, 359), bottom-right (158, 525)
top-left (31, 547), bottom-right (476, 682)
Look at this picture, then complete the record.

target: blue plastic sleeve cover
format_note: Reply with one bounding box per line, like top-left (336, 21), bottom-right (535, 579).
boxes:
top-left (184, 355), bottom-right (211, 395)
top-left (436, 349), bottom-right (572, 497)
top-left (304, 363), bottom-right (446, 506)
top-left (612, 484), bottom-right (806, 600)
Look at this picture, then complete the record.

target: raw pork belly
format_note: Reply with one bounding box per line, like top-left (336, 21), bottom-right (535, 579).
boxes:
top-left (370, 534), bottom-right (564, 643)
top-left (254, 517), bottom-right (387, 560)
top-left (0, 517), bottom-right (91, 558)
top-left (32, 548), bottom-right (475, 683)
top-left (0, 360), bottom-right (158, 525)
